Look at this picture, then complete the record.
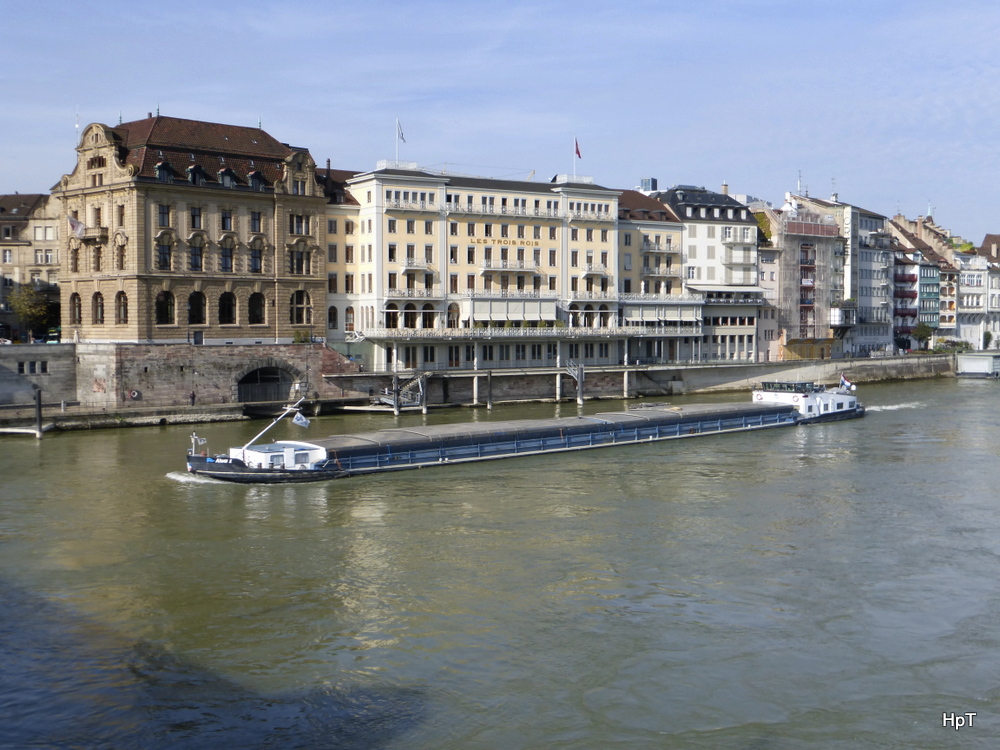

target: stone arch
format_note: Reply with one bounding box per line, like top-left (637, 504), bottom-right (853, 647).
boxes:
top-left (232, 357), bottom-right (305, 403)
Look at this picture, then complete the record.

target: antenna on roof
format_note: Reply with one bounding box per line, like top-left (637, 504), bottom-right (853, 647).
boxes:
top-left (258, 116), bottom-right (262, 129)
top-left (118, 111), bottom-right (123, 125)
top-left (156, 104), bottom-right (160, 116)
top-left (797, 170), bottom-right (802, 194)
top-left (74, 108), bottom-right (79, 142)
top-left (527, 170), bottom-right (535, 181)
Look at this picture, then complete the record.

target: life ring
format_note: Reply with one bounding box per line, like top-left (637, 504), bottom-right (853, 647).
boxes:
top-left (755, 393), bottom-right (763, 401)
top-left (792, 395), bottom-right (799, 402)
top-left (130, 390), bottom-right (140, 400)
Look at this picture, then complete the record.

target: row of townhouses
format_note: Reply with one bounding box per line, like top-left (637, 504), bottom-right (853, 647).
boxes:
top-left (3, 114), bottom-right (999, 376)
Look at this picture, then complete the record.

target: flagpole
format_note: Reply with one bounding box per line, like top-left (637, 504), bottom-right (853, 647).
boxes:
top-left (573, 136), bottom-right (576, 180)
top-left (395, 118), bottom-right (399, 164)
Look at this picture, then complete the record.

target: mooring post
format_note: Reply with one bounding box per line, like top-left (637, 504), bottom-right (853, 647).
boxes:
top-left (555, 372), bottom-right (561, 401)
top-left (577, 364), bottom-right (584, 406)
top-left (623, 369), bottom-right (629, 399)
top-left (34, 387), bottom-right (43, 439)
top-left (487, 370), bottom-right (493, 410)
top-left (421, 374), bottom-right (428, 415)
top-left (472, 374), bottom-right (479, 405)
top-left (392, 374), bottom-right (400, 416)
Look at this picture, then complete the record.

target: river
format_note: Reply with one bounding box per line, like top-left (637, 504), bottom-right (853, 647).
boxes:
top-left (1, 377), bottom-right (998, 748)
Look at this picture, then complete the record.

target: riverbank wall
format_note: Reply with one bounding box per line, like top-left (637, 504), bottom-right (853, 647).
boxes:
top-left (0, 347), bottom-right (954, 431)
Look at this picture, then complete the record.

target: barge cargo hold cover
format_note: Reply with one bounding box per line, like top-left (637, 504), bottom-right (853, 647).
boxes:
top-left (311, 402), bottom-right (798, 478)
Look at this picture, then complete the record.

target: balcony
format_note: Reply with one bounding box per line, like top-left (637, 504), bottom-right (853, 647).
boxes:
top-left (800, 298), bottom-right (815, 307)
top-left (385, 287), bottom-right (441, 298)
top-left (722, 254), bottom-right (754, 266)
top-left (799, 256), bottom-right (816, 266)
top-left (830, 307), bottom-right (857, 326)
top-left (459, 289), bottom-right (555, 300)
top-left (569, 291), bottom-right (617, 301)
top-left (641, 264), bottom-right (681, 277)
top-left (385, 200), bottom-right (435, 211)
top-left (583, 263), bottom-right (609, 276)
top-left (894, 307), bottom-right (918, 317)
top-left (894, 274), bottom-right (917, 283)
top-left (799, 278), bottom-right (815, 287)
top-left (398, 257), bottom-right (432, 271)
top-left (480, 259), bottom-right (540, 272)
top-left (82, 226), bottom-right (108, 242)
top-left (894, 289), bottom-right (918, 299)
top-left (641, 242), bottom-right (676, 253)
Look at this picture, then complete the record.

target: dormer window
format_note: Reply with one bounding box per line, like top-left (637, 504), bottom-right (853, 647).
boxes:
top-left (187, 165), bottom-right (205, 186)
top-left (219, 169), bottom-right (236, 188)
top-left (249, 171), bottom-right (265, 191)
top-left (156, 163), bottom-right (172, 183)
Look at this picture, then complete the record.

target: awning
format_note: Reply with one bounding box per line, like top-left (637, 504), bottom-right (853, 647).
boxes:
top-left (686, 285), bottom-right (766, 294)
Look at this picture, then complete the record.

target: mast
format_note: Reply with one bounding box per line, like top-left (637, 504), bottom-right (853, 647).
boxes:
top-left (241, 397), bottom-right (307, 449)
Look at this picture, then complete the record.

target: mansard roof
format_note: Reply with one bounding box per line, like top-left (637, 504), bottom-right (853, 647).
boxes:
top-left (109, 115), bottom-right (299, 188)
top-left (655, 185), bottom-right (755, 223)
top-left (350, 166), bottom-right (618, 195)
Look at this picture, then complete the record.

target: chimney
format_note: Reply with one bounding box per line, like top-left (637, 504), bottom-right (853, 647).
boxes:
top-left (721, 181), bottom-right (729, 196)
top-left (326, 158), bottom-right (331, 179)
top-left (148, 112), bottom-right (152, 119)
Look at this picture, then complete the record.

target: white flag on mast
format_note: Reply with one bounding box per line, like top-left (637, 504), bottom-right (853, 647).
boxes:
top-left (396, 119), bottom-right (406, 144)
top-left (292, 411), bottom-right (311, 428)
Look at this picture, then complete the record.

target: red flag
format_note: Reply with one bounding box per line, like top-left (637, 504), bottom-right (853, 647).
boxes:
top-left (574, 138), bottom-right (582, 159)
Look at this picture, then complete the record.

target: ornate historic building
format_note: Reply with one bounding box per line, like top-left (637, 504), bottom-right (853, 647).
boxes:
top-left (52, 115), bottom-right (327, 344)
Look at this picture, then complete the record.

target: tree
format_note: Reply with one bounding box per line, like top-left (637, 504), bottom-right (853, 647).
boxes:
top-left (912, 322), bottom-right (933, 350)
top-left (7, 286), bottom-right (50, 339)
top-left (985, 331), bottom-right (994, 351)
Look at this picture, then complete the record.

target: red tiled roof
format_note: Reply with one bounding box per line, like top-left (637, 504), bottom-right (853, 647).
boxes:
top-left (111, 116), bottom-right (296, 187)
top-left (617, 190), bottom-right (680, 222)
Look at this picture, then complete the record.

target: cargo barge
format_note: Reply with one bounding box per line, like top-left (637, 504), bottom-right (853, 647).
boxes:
top-left (186, 400), bottom-right (800, 483)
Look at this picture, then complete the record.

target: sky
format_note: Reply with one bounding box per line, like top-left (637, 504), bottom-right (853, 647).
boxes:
top-left (2, 0), bottom-right (999, 242)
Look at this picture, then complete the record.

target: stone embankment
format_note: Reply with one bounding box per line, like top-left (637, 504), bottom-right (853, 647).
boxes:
top-left (0, 354), bottom-right (954, 434)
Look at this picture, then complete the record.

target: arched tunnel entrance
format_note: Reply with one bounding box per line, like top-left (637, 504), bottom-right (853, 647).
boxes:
top-left (237, 367), bottom-right (294, 403)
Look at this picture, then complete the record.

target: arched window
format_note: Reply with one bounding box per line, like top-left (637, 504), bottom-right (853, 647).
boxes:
top-left (327, 306), bottom-right (338, 329)
top-left (345, 306), bottom-right (355, 332)
top-left (188, 292), bottom-right (206, 324)
top-left (92, 293), bottom-right (105, 325)
top-left (447, 303), bottom-right (459, 328)
top-left (248, 292), bottom-right (266, 324)
top-left (290, 290), bottom-right (311, 324)
top-left (385, 303), bottom-right (399, 329)
top-left (219, 236), bottom-right (235, 273)
top-left (422, 303), bottom-right (435, 329)
top-left (115, 291), bottom-right (128, 324)
top-left (403, 303), bottom-right (417, 329)
top-left (69, 293), bottom-right (82, 324)
top-left (219, 292), bottom-right (236, 325)
top-left (155, 291), bottom-right (175, 325)
top-left (189, 235), bottom-right (204, 272)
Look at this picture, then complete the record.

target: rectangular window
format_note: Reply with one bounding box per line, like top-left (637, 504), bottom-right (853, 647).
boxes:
top-left (327, 243), bottom-right (338, 262)
top-left (328, 219), bottom-right (337, 233)
top-left (484, 224), bottom-right (493, 238)
top-left (406, 220), bottom-right (415, 234)
top-left (571, 251), bottom-right (578, 267)
top-left (345, 245), bottom-right (354, 263)
top-left (450, 245), bottom-right (458, 263)
top-left (388, 243), bottom-right (397, 262)
top-left (221, 210), bottom-right (232, 232)
top-left (571, 228), bottom-right (579, 241)
top-left (467, 247), bottom-right (476, 264)
top-left (251, 211), bottom-right (262, 233)
top-left (387, 218), bottom-right (397, 233)
top-left (345, 273), bottom-right (354, 293)
top-left (328, 274), bottom-right (338, 293)
top-left (467, 223), bottom-right (475, 237)
top-left (586, 228), bottom-right (593, 242)
top-left (549, 226), bottom-right (557, 240)
top-left (158, 204), bottom-right (170, 227)
top-left (450, 222), bottom-right (458, 236)
top-left (425, 220), bottom-right (434, 234)
top-left (450, 274), bottom-right (459, 293)
top-left (190, 207), bottom-right (201, 229)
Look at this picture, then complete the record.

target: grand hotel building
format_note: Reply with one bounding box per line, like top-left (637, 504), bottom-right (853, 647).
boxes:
top-left (45, 115), bottom-right (763, 372)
